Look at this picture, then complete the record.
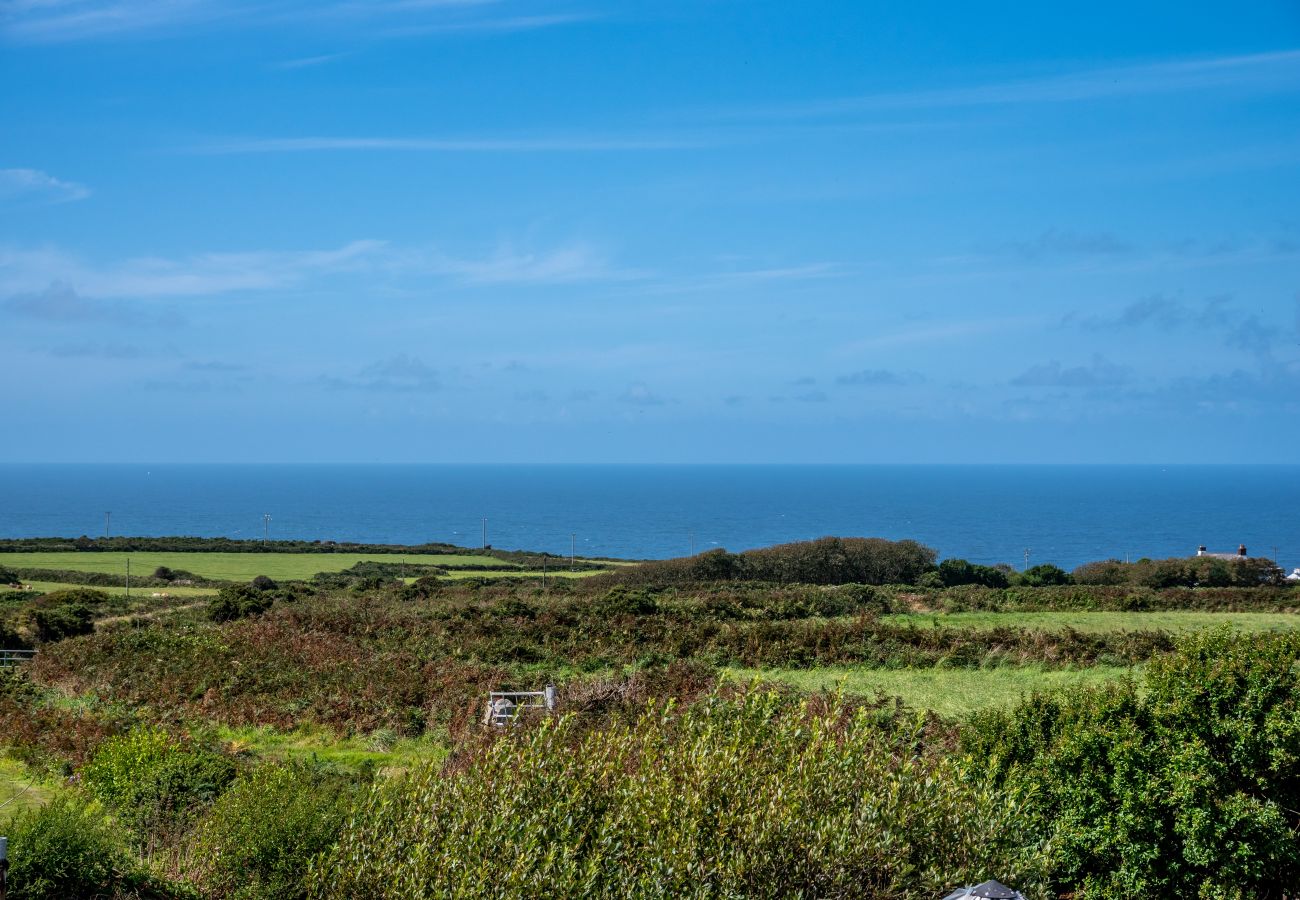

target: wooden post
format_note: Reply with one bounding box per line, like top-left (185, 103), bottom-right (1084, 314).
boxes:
top-left (1, 834), bottom-right (9, 900)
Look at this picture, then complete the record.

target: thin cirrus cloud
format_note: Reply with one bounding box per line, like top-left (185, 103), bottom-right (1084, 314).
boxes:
top-left (0, 168), bottom-right (90, 204)
top-left (0, 239), bottom-right (628, 300)
top-left (0, 0), bottom-right (588, 44)
top-left (734, 49), bottom-right (1300, 120)
top-left (190, 134), bottom-right (709, 154)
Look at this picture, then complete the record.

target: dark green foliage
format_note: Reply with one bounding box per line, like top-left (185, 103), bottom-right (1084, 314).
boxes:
top-left (937, 558), bottom-right (1010, 588)
top-left (249, 574), bottom-right (278, 591)
top-left (315, 691), bottom-right (1049, 899)
top-left (187, 760), bottom-right (369, 900)
top-left (595, 537), bottom-right (937, 587)
top-left (28, 592), bottom-right (105, 642)
top-left (207, 584), bottom-right (273, 622)
top-left (963, 630), bottom-right (1300, 897)
top-left (5, 796), bottom-right (134, 900)
top-left (1017, 563), bottom-right (1071, 586)
top-left (81, 727), bottom-right (238, 841)
top-left (0, 563), bottom-right (19, 585)
top-left (1073, 555), bottom-right (1284, 588)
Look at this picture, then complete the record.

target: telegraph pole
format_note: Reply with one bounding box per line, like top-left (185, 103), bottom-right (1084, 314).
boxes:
top-left (262, 513), bottom-right (271, 543)
top-left (1023, 548), bottom-right (1031, 571)
top-left (690, 532), bottom-right (696, 556)
top-left (125, 558), bottom-right (130, 601)
top-left (570, 533), bottom-right (576, 571)
top-left (104, 511), bottom-right (111, 539)
top-left (482, 518), bottom-right (488, 550)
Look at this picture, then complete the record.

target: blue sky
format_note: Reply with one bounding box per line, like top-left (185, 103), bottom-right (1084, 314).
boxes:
top-left (2, 0), bottom-right (1298, 463)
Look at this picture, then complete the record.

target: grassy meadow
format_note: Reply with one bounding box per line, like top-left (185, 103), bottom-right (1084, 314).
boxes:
top-left (1, 550), bottom-right (515, 581)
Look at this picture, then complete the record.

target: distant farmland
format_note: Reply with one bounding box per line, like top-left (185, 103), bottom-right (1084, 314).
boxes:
top-left (0, 550), bottom-right (612, 583)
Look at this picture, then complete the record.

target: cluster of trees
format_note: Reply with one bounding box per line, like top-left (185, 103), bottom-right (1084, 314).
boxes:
top-left (1072, 555), bottom-right (1284, 587)
top-left (597, 537), bottom-right (938, 587)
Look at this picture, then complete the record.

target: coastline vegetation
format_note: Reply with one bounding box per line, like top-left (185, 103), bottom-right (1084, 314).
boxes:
top-left (0, 535), bottom-right (1296, 898)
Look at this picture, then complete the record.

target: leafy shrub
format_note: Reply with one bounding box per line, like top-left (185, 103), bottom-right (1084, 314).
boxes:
top-left (208, 584), bottom-right (273, 622)
top-left (30, 603), bottom-right (94, 643)
top-left (81, 727), bottom-right (237, 841)
top-left (315, 691), bottom-right (1049, 899)
top-left (5, 796), bottom-right (136, 900)
top-left (0, 563), bottom-right (20, 585)
top-left (1016, 564), bottom-right (1071, 586)
top-left (250, 574), bottom-right (278, 591)
top-left (963, 629), bottom-right (1300, 897)
top-left (937, 559), bottom-right (1009, 589)
top-left (187, 761), bottom-right (368, 900)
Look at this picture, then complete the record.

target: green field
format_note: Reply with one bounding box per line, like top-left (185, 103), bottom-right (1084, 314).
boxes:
top-left (0, 551), bottom-right (521, 582)
top-left (1, 580), bottom-right (218, 598)
top-left (214, 724), bottom-right (448, 772)
top-left (882, 610), bottom-right (1300, 633)
top-left (727, 664), bottom-right (1134, 718)
top-left (0, 755), bottom-right (54, 826)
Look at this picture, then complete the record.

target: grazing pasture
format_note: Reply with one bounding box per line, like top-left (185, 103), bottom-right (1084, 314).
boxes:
top-left (0, 550), bottom-right (528, 582)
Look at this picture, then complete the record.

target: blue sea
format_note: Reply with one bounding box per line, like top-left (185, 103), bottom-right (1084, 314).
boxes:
top-left (0, 465), bottom-right (1297, 571)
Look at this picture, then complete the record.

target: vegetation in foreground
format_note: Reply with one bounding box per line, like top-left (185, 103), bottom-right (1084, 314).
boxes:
top-left (0, 536), bottom-right (1297, 898)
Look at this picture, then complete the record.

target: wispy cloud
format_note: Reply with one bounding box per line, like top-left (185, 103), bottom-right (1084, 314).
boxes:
top-left (322, 354), bottom-right (441, 393)
top-left (618, 382), bottom-right (670, 407)
top-left (1, 280), bottom-right (183, 326)
top-left (835, 368), bottom-right (909, 387)
top-left (0, 238), bottom-right (639, 300)
top-left (0, 168), bottom-right (90, 204)
top-left (0, 0), bottom-right (588, 43)
top-left (191, 134), bottom-right (706, 154)
top-left (273, 50), bottom-right (356, 70)
top-left (739, 49), bottom-right (1300, 120)
top-left (1011, 355), bottom-right (1131, 388)
top-left (0, 241), bottom-right (385, 299)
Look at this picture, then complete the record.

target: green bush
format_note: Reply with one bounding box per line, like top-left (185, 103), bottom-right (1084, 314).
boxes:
top-left (81, 727), bottom-right (237, 840)
top-left (30, 603), bottom-right (95, 643)
top-left (963, 629), bottom-right (1300, 897)
top-left (188, 761), bottom-right (367, 900)
top-left (314, 691), bottom-right (1049, 899)
top-left (208, 584), bottom-right (273, 623)
top-left (5, 796), bottom-right (134, 900)
top-left (0, 563), bottom-right (19, 586)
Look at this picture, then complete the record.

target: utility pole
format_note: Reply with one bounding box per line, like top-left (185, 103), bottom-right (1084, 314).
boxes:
top-left (263, 513), bottom-right (271, 543)
top-left (125, 558), bottom-right (130, 602)
top-left (690, 532), bottom-right (696, 556)
top-left (542, 553), bottom-right (548, 590)
top-left (1023, 548), bottom-right (1031, 571)
top-left (1, 834), bottom-right (8, 900)
top-left (570, 534), bottom-right (576, 571)
top-left (104, 511), bottom-right (111, 539)
top-left (482, 518), bottom-right (488, 550)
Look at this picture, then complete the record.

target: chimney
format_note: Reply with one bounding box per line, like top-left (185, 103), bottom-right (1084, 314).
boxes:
top-left (1238, 544), bottom-right (1247, 557)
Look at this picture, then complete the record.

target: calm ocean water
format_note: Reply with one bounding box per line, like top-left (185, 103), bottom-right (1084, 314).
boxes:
top-left (0, 465), bottom-right (1297, 570)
